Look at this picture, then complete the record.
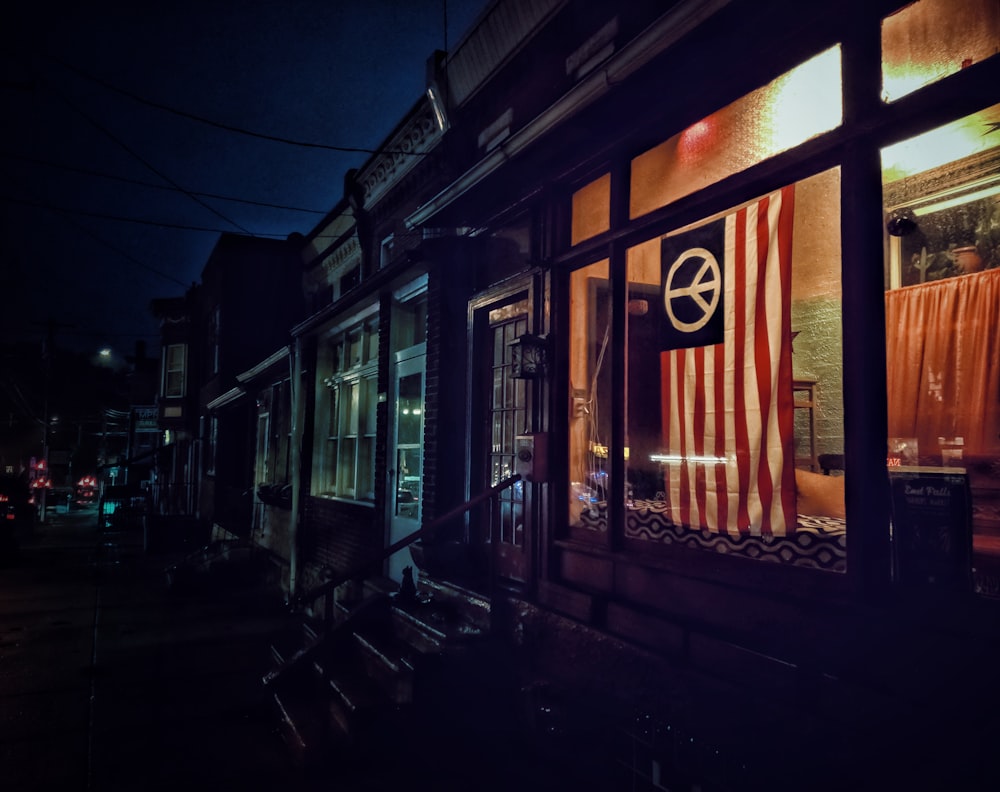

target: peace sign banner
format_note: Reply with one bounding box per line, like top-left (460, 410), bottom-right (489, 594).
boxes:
top-left (658, 186), bottom-right (797, 537)
top-left (660, 220), bottom-right (726, 351)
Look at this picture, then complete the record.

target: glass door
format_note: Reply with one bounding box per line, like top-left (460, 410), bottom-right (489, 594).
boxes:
top-left (472, 295), bottom-right (532, 584)
top-left (388, 352), bottom-right (425, 582)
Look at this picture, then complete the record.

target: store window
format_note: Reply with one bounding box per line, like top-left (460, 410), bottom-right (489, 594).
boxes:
top-left (630, 46), bottom-right (842, 220)
top-left (569, 170), bottom-right (846, 570)
top-left (882, 103), bottom-right (1000, 596)
top-left (881, 0), bottom-right (1000, 103)
top-left (314, 314), bottom-right (379, 501)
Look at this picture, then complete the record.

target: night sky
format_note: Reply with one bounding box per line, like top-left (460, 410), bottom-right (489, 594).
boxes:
top-left (1, 0), bottom-right (488, 360)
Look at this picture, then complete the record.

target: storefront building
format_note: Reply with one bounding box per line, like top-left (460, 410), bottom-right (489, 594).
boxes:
top-left (219, 0), bottom-right (1000, 785)
top-left (390, 0), bottom-right (1000, 784)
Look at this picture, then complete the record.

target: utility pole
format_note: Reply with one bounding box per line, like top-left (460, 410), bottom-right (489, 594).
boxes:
top-left (32, 318), bottom-right (75, 523)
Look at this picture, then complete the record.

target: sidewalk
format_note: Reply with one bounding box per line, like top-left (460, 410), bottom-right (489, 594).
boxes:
top-left (0, 507), bottom-right (304, 791)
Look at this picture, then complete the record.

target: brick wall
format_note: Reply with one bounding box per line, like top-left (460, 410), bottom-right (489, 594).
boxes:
top-left (301, 495), bottom-right (378, 584)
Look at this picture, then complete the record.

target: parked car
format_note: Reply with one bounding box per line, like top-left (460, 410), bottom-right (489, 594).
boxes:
top-left (0, 475), bottom-right (34, 562)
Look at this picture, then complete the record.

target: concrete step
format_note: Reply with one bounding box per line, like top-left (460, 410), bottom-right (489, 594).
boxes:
top-left (325, 665), bottom-right (387, 745)
top-left (271, 685), bottom-right (332, 770)
top-left (390, 596), bottom-right (489, 652)
top-left (351, 627), bottom-right (416, 705)
top-left (414, 574), bottom-right (492, 633)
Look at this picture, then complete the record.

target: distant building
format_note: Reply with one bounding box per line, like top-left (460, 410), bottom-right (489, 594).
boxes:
top-left (150, 234), bottom-right (302, 545)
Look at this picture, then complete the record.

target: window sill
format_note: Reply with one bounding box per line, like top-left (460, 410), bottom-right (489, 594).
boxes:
top-left (551, 534), bottom-right (853, 603)
top-left (313, 493), bottom-right (375, 509)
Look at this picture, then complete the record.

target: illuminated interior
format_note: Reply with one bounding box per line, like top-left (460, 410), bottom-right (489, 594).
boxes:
top-left (569, 168), bottom-right (845, 570)
top-left (881, 0), bottom-right (1000, 103)
top-left (571, 173), bottom-right (611, 246)
top-left (882, 102), bottom-right (1000, 596)
top-left (629, 47), bottom-right (842, 220)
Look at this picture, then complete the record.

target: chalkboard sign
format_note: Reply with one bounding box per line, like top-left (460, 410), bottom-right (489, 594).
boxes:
top-left (889, 467), bottom-right (972, 590)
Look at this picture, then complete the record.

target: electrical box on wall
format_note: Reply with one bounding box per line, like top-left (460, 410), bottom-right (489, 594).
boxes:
top-left (515, 433), bottom-right (549, 482)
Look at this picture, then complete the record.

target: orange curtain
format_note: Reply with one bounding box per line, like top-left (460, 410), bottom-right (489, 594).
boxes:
top-left (885, 268), bottom-right (1000, 462)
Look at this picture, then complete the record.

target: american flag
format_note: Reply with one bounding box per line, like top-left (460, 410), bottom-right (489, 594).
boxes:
top-left (658, 186), bottom-right (796, 536)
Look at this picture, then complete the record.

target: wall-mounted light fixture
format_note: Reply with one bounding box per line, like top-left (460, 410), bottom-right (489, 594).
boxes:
top-left (510, 333), bottom-right (548, 380)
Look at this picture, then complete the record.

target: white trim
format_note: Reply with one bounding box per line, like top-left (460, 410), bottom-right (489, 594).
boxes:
top-left (206, 387), bottom-right (244, 412)
top-left (236, 347), bottom-right (291, 385)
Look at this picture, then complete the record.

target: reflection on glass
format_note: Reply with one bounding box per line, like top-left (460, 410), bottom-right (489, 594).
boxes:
top-left (486, 302), bottom-right (529, 546)
top-left (568, 259), bottom-right (611, 533)
top-left (396, 447), bottom-right (420, 519)
top-left (395, 296), bottom-right (427, 349)
top-left (395, 371), bottom-right (423, 519)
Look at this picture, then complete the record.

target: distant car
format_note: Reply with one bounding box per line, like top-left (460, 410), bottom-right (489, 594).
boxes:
top-left (0, 475), bottom-right (34, 562)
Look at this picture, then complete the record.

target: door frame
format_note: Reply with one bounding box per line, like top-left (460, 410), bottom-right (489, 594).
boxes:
top-left (466, 271), bottom-right (547, 590)
top-left (386, 344), bottom-right (427, 582)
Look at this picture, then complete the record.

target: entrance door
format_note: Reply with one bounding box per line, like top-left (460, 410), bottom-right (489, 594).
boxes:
top-left (472, 295), bottom-right (532, 584)
top-left (388, 351), bottom-right (425, 582)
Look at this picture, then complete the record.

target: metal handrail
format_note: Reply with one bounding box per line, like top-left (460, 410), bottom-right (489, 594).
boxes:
top-left (293, 473), bottom-right (522, 613)
top-left (262, 473), bottom-right (522, 688)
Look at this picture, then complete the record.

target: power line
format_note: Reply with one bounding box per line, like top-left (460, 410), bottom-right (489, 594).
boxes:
top-left (0, 167), bottom-right (190, 288)
top-left (0, 151), bottom-right (328, 215)
top-left (48, 84), bottom-right (255, 235)
top-left (2, 193), bottom-right (288, 238)
top-left (48, 55), bottom-right (426, 157)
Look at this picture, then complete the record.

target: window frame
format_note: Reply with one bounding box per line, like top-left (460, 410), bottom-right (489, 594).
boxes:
top-left (550, 11), bottom-right (998, 599)
top-left (162, 343), bottom-right (187, 399)
top-left (313, 310), bottom-right (379, 503)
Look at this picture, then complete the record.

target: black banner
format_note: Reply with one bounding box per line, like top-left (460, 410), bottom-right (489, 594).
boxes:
top-left (659, 218), bottom-right (725, 351)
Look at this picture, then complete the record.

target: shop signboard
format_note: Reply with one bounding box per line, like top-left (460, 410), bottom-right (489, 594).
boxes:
top-left (133, 406), bottom-right (158, 433)
top-left (889, 467), bottom-right (972, 590)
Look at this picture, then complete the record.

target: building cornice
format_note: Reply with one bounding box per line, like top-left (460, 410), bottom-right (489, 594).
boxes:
top-left (405, 0), bottom-right (731, 228)
top-left (356, 98), bottom-right (444, 211)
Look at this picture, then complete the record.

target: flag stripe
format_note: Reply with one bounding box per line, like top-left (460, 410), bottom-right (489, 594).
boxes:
top-left (660, 186), bottom-right (796, 536)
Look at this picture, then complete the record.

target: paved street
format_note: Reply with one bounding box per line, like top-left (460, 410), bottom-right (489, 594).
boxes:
top-left (0, 505), bottom-right (306, 792)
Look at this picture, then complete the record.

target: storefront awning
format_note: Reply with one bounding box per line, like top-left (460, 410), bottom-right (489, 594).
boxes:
top-left (206, 387), bottom-right (244, 412)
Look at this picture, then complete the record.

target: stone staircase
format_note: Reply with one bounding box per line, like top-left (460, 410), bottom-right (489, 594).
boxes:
top-left (264, 573), bottom-right (498, 774)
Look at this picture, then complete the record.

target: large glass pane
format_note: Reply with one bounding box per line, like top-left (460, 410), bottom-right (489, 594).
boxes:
top-left (395, 447), bottom-right (420, 517)
top-left (395, 296), bottom-right (427, 349)
top-left (571, 173), bottom-right (611, 245)
top-left (397, 373), bottom-right (423, 445)
top-left (326, 439), bottom-right (337, 492)
top-left (568, 259), bottom-right (612, 533)
top-left (631, 47), bottom-right (842, 219)
top-left (882, 103), bottom-right (1000, 596)
top-left (623, 169), bottom-right (845, 570)
top-left (343, 380), bottom-right (358, 435)
top-left (362, 375), bottom-right (377, 435)
top-left (339, 438), bottom-right (356, 497)
top-left (328, 386), bottom-right (339, 438)
top-left (882, 0), bottom-right (1000, 103)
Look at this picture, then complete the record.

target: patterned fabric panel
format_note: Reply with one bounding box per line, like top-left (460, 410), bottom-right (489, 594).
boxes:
top-left (577, 500), bottom-right (847, 571)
